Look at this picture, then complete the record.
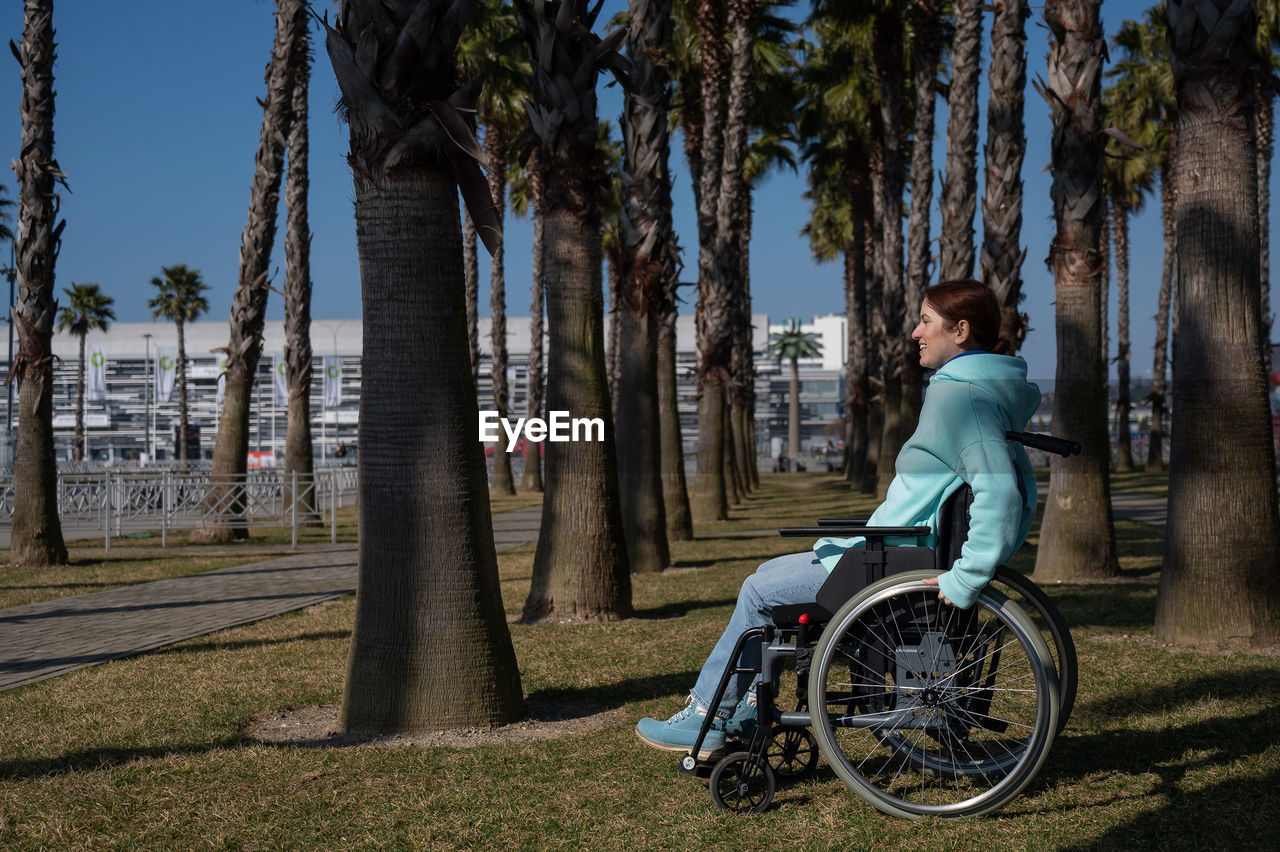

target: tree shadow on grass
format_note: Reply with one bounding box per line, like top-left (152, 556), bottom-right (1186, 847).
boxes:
top-left (148, 630), bottom-right (350, 657)
top-left (632, 597), bottom-right (737, 620)
top-left (0, 738), bottom-right (241, 782)
top-left (526, 671), bottom-right (702, 711)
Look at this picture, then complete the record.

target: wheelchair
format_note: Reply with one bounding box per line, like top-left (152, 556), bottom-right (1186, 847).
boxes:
top-left (679, 431), bottom-right (1080, 819)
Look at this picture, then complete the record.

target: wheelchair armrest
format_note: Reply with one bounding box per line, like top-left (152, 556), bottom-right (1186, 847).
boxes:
top-left (816, 518), bottom-right (869, 526)
top-left (778, 525), bottom-right (932, 538)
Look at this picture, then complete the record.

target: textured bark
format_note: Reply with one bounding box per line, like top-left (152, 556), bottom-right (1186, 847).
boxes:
top-left (658, 307), bottom-right (694, 540)
top-left (518, 0), bottom-right (632, 620)
top-left (522, 151), bottom-right (546, 492)
top-left (327, 0), bottom-right (523, 732)
top-left (1157, 0), bottom-right (1280, 647)
top-left (616, 0), bottom-right (676, 573)
top-left (460, 212), bottom-right (480, 388)
top-left (283, 6), bottom-right (318, 522)
top-left (862, 127), bottom-right (886, 496)
top-left (196, 0), bottom-right (304, 543)
top-left (872, 7), bottom-right (908, 498)
top-left (1113, 199), bottom-right (1136, 472)
top-left (176, 319), bottom-right (191, 463)
top-left (980, 0), bottom-right (1031, 348)
top-left (522, 215), bottom-right (632, 619)
top-left (1148, 159), bottom-right (1176, 472)
top-left (10, 0), bottom-right (67, 566)
top-left (1033, 0), bottom-right (1120, 584)
top-left (787, 354), bottom-right (800, 462)
top-left (485, 122), bottom-right (516, 497)
top-left (938, 0), bottom-right (983, 280)
top-left (692, 0), bottom-right (730, 522)
top-left (1256, 80), bottom-right (1273, 339)
top-left (843, 180), bottom-right (870, 484)
top-left (343, 167), bottom-right (523, 729)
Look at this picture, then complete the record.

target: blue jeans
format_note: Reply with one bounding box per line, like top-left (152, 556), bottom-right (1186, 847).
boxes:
top-left (690, 551), bottom-right (830, 715)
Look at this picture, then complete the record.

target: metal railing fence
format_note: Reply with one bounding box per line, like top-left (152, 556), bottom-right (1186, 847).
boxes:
top-left (0, 468), bottom-right (358, 549)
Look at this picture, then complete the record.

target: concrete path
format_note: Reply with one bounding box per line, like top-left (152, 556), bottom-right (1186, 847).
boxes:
top-left (0, 506), bottom-right (543, 692)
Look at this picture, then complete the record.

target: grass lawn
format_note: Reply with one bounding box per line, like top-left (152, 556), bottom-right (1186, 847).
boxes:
top-left (1, 473), bottom-right (1276, 850)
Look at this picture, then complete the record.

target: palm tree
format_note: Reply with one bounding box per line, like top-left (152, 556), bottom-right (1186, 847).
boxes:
top-left (11, 0), bottom-right (68, 565)
top-left (938, 0), bottom-right (983, 280)
top-left (147, 265), bottom-right (209, 464)
top-left (195, 0), bottom-right (305, 543)
top-left (766, 318), bottom-right (821, 468)
top-left (508, 148), bottom-right (545, 492)
top-left (690, 0), bottom-right (733, 522)
top-left (1111, 7), bottom-right (1177, 472)
top-left (1156, 0), bottom-right (1280, 647)
top-left (461, 0), bottom-right (532, 497)
top-left (55, 283), bottom-right (115, 462)
top-left (1256, 3), bottom-right (1280, 340)
top-left (321, 0), bottom-right (522, 731)
top-left (516, 0), bottom-right (633, 622)
top-left (1100, 76), bottom-right (1158, 474)
top-left (979, 0), bottom-right (1031, 347)
top-left (616, 0), bottom-right (678, 574)
top-left (282, 7), bottom-right (317, 514)
top-left (1032, 0), bottom-right (1120, 584)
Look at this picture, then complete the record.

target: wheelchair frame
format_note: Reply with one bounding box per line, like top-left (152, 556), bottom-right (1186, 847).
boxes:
top-left (679, 431), bottom-right (1080, 818)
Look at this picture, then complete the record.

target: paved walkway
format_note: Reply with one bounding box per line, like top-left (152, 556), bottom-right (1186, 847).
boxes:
top-left (0, 505), bottom-right (543, 692)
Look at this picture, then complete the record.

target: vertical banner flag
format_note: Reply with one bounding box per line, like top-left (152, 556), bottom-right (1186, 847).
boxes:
top-left (86, 343), bottom-right (107, 401)
top-left (323, 356), bottom-right (342, 409)
top-left (156, 346), bottom-right (177, 403)
top-left (273, 353), bottom-right (288, 406)
top-left (216, 355), bottom-right (228, 406)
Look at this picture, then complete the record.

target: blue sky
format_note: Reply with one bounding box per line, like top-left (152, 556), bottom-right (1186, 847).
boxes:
top-left (1, 0), bottom-right (1274, 385)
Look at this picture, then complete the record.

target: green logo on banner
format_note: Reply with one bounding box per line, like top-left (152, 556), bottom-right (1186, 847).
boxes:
top-left (159, 355), bottom-right (174, 371)
top-left (277, 361), bottom-right (287, 376)
top-left (89, 351), bottom-right (105, 367)
top-left (327, 365), bottom-right (340, 379)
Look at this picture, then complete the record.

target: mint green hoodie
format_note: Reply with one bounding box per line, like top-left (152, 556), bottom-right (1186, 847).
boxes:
top-left (814, 352), bottom-right (1041, 609)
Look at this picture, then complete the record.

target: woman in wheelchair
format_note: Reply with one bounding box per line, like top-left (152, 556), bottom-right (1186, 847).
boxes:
top-left (636, 278), bottom-right (1042, 757)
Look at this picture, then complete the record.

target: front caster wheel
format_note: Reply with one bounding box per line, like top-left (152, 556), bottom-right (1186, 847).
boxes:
top-left (709, 751), bottom-right (776, 814)
top-left (767, 727), bottom-right (819, 782)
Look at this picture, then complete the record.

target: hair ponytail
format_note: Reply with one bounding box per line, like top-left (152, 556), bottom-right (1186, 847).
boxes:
top-left (923, 279), bottom-right (1008, 354)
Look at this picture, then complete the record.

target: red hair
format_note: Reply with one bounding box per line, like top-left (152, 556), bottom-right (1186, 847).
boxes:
top-left (923, 279), bottom-right (1012, 355)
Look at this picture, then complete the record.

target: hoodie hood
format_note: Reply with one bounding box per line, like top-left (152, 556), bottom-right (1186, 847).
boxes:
top-left (929, 353), bottom-right (1041, 429)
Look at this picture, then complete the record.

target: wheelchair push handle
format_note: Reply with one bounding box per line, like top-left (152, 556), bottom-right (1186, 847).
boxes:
top-left (1005, 430), bottom-right (1082, 458)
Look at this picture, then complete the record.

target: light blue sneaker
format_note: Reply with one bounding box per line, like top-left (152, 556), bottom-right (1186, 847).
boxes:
top-left (721, 689), bottom-right (758, 740)
top-left (635, 695), bottom-right (726, 757)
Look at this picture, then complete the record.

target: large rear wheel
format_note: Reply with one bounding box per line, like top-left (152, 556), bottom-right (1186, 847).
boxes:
top-left (807, 570), bottom-right (1059, 819)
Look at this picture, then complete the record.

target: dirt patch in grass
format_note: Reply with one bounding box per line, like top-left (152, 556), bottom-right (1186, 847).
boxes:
top-left (244, 698), bottom-right (626, 749)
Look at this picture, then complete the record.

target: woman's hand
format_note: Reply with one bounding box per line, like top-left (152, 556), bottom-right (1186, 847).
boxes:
top-left (921, 576), bottom-right (954, 606)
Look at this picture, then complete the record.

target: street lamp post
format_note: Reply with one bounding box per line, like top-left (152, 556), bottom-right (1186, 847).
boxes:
top-left (142, 333), bottom-right (152, 462)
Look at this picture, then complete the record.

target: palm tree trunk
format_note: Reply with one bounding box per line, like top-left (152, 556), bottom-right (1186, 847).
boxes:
top-left (485, 122), bottom-right (516, 497)
top-left (1257, 79), bottom-right (1273, 340)
top-left (845, 133), bottom-right (872, 485)
top-left (616, 0), bottom-right (677, 572)
top-left (1147, 159), bottom-right (1176, 472)
top-left (1113, 198), bottom-right (1136, 472)
top-left (196, 0), bottom-right (303, 544)
top-left (939, 0), bottom-right (983, 280)
top-left (981, 0), bottom-right (1031, 348)
top-left (1033, 0), bottom-right (1119, 584)
top-left (73, 332), bottom-right (85, 461)
top-left (11, 0), bottom-right (67, 566)
top-left (1157, 0), bottom-right (1280, 646)
top-left (787, 353), bottom-right (800, 464)
top-left (862, 127), bottom-right (886, 496)
top-left (872, 6), bottom-right (908, 497)
top-left (692, 0), bottom-right (730, 522)
top-left (341, 163), bottom-right (524, 731)
top-left (522, 150), bottom-right (547, 493)
top-left (283, 8), bottom-right (318, 522)
top-left (658, 306), bottom-right (693, 540)
top-left (523, 213), bottom-right (632, 621)
top-left (177, 318), bottom-right (191, 464)
top-left (463, 209), bottom-right (480, 386)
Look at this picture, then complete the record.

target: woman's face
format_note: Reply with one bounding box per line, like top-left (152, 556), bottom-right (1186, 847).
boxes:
top-left (911, 300), bottom-right (969, 370)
